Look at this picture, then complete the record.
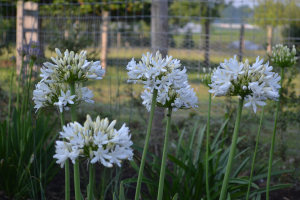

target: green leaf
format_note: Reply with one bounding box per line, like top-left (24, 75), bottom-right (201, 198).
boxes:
top-left (211, 118), bottom-right (229, 148)
top-left (172, 193), bottom-right (178, 200)
top-left (119, 181), bottom-right (125, 200)
top-left (232, 157), bottom-right (250, 178)
top-left (207, 149), bottom-right (222, 161)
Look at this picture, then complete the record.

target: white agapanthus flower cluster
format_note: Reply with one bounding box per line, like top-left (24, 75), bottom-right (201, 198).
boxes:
top-left (199, 67), bottom-right (213, 88)
top-left (40, 48), bottom-right (105, 83)
top-left (127, 51), bottom-right (198, 111)
top-left (209, 55), bottom-right (281, 113)
top-left (269, 44), bottom-right (297, 67)
top-left (53, 115), bottom-right (133, 168)
top-left (33, 82), bottom-right (94, 113)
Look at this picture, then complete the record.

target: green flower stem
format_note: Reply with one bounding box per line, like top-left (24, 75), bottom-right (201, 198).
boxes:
top-left (219, 98), bottom-right (244, 200)
top-left (157, 107), bottom-right (172, 200)
top-left (134, 88), bottom-right (158, 200)
top-left (24, 59), bottom-right (34, 120)
top-left (16, 58), bottom-right (24, 110)
top-left (74, 159), bottom-right (81, 200)
top-left (8, 64), bottom-right (14, 128)
top-left (206, 92), bottom-right (211, 200)
top-left (69, 81), bottom-right (80, 199)
top-left (60, 111), bottom-right (70, 200)
top-left (69, 82), bottom-right (77, 122)
top-left (266, 67), bottom-right (284, 199)
top-left (88, 163), bottom-right (95, 200)
top-left (246, 106), bottom-right (265, 200)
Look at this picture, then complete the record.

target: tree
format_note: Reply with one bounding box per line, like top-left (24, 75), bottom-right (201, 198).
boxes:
top-left (40, 0), bottom-right (151, 72)
top-left (253, 0), bottom-right (286, 53)
top-left (170, 0), bottom-right (226, 67)
top-left (281, 0), bottom-right (300, 43)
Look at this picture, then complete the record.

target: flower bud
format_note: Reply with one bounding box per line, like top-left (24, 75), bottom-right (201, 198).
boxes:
top-left (55, 48), bottom-right (62, 58)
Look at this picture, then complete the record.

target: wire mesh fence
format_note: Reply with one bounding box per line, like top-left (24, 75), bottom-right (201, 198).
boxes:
top-left (1, 0), bottom-right (300, 166)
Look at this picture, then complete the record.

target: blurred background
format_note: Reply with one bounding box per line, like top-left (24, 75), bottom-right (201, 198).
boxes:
top-left (1, 0), bottom-right (300, 195)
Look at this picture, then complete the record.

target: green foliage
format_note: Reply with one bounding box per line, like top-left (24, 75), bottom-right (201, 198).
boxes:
top-left (281, 1), bottom-right (300, 42)
top-left (253, 0), bottom-right (286, 27)
top-left (0, 60), bottom-right (59, 199)
top-left (0, 108), bottom-right (59, 198)
top-left (48, 23), bottom-right (93, 54)
top-left (181, 28), bottom-right (194, 49)
top-left (124, 121), bottom-right (291, 199)
top-left (170, 0), bottom-right (226, 25)
top-left (40, 0), bottom-right (151, 19)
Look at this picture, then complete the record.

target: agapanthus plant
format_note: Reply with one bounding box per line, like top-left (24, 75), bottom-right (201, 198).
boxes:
top-left (40, 48), bottom-right (105, 83)
top-left (210, 55), bottom-right (281, 200)
top-left (34, 48), bottom-right (105, 200)
top-left (54, 115), bottom-right (133, 200)
top-left (33, 82), bottom-right (94, 113)
top-left (265, 44), bottom-right (297, 199)
top-left (127, 51), bottom-right (198, 200)
top-left (209, 55), bottom-right (281, 113)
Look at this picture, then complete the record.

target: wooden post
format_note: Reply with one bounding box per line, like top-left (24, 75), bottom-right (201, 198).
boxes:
top-left (101, 11), bottom-right (109, 73)
top-left (204, 20), bottom-right (210, 67)
top-left (16, 0), bottom-right (24, 75)
top-left (16, 0), bottom-right (39, 75)
top-left (267, 25), bottom-right (272, 54)
top-left (117, 32), bottom-right (121, 47)
top-left (151, 0), bottom-right (168, 157)
top-left (239, 24), bottom-right (245, 62)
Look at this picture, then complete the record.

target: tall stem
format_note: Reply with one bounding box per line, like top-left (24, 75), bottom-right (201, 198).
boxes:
top-left (134, 89), bottom-right (158, 200)
top-left (74, 160), bottom-right (81, 200)
top-left (24, 59), bottom-right (34, 119)
top-left (88, 163), bottom-right (95, 200)
top-left (266, 67), bottom-right (284, 199)
top-left (8, 64), bottom-right (14, 128)
top-left (60, 111), bottom-right (70, 200)
top-left (219, 99), bottom-right (244, 200)
top-left (16, 58), bottom-right (24, 110)
top-left (246, 106), bottom-right (265, 200)
top-left (69, 82), bottom-right (80, 199)
top-left (69, 82), bottom-right (77, 122)
top-left (206, 92), bottom-right (211, 200)
top-left (157, 108), bottom-right (172, 200)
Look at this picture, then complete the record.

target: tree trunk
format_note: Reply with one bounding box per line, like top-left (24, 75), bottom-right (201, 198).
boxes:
top-left (239, 24), bottom-right (245, 62)
top-left (267, 25), bottom-right (273, 54)
top-left (151, 0), bottom-right (168, 157)
top-left (204, 20), bottom-right (210, 67)
top-left (101, 11), bottom-right (109, 74)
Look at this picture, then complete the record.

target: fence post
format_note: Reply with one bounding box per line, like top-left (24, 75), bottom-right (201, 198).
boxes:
top-left (151, 0), bottom-right (168, 157)
top-left (16, 0), bottom-right (39, 75)
top-left (239, 24), bottom-right (245, 62)
top-left (101, 11), bottom-right (109, 73)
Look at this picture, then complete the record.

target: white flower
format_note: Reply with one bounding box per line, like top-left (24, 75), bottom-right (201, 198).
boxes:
top-left (41, 48), bottom-right (105, 83)
top-left (91, 147), bottom-right (113, 167)
top-left (33, 82), bottom-right (94, 113)
top-left (53, 141), bottom-right (71, 168)
top-left (53, 115), bottom-right (134, 168)
top-left (244, 95), bottom-right (267, 113)
top-left (128, 51), bottom-right (198, 111)
top-left (209, 55), bottom-right (281, 113)
top-left (54, 100), bottom-right (64, 113)
top-left (58, 90), bottom-right (75, 106)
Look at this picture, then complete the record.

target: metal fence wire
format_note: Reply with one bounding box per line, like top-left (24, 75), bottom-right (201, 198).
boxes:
top-left (1, 0), bottom-right (300, 165)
